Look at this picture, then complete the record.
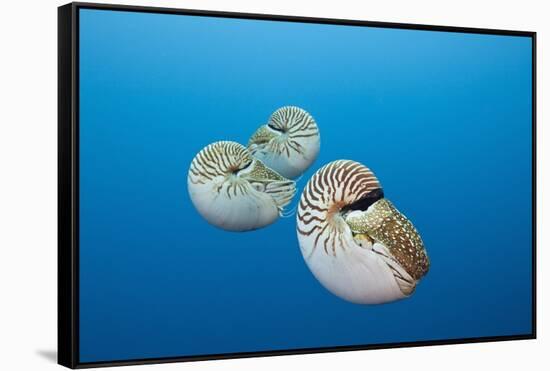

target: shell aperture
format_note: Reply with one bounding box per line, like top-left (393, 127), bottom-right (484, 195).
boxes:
top-left (296, 160), bottom-right (430, 304)
top-left (188, 141), bottom-right (296, 232)
top-left (248, 106), bottom-right (320, 179)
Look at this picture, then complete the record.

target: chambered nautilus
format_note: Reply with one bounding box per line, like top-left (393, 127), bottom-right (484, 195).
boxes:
top-left (248, 106), bottom-right (321, 179)
top-left (188, 141), bottom-right (296, 232)
top-left (297, 160), bottom-right (430, 304)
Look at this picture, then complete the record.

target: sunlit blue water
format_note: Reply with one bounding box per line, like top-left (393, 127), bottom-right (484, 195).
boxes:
top-left (79, 9), bottom-right (533, 363)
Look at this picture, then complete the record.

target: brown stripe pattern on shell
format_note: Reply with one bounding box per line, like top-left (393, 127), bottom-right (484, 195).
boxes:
top-left (297, 160), bottom-right (381, 256)
top-left (189, 141), bottom-right (252, 182)
top-left (263, 106), bottom-right (319, 158)
top-left (188, 141), bottom-right (255, 200)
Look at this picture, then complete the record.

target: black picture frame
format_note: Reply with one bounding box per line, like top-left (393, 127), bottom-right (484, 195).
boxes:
top-left (58, 2), bottom-right (537, 368)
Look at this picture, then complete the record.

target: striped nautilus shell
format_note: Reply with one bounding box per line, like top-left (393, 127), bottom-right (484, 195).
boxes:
top-left (188, 141), bottom-right (296, 232)
top-left (248, 106), bottom-right (320, 179)
top-left (297, 160), bottom-right (430, 304)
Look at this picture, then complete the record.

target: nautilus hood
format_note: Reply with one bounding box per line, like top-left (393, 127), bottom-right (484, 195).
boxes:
top-left (345, 198), bottom-right (430, 282)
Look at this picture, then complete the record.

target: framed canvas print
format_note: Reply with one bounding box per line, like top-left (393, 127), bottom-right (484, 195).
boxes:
top-left (58, 2), bottom-right (536, 368)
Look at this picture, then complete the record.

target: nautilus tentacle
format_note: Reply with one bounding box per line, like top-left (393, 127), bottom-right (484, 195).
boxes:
top-left (188, 141), bottom-right (296, 232)
top-left (296, 160), bottom-right (429, 304)
top-left (248, 106), bottom-right (320, 179)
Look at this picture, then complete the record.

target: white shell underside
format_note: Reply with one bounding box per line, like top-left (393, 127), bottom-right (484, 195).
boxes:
top-left (298, 227), bottom-right (410, 305)
top-left (188, 177), bottom-right (279, 232)
top-left (253, 137), bottom-right (320, 179)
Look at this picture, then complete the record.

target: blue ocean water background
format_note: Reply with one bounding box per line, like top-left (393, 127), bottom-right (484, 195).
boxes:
top-left (79, 9), bottom-right (533, 363)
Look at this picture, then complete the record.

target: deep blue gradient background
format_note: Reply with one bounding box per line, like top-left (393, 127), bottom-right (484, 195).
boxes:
top-left (79, 9), bottom-right (533, 363)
